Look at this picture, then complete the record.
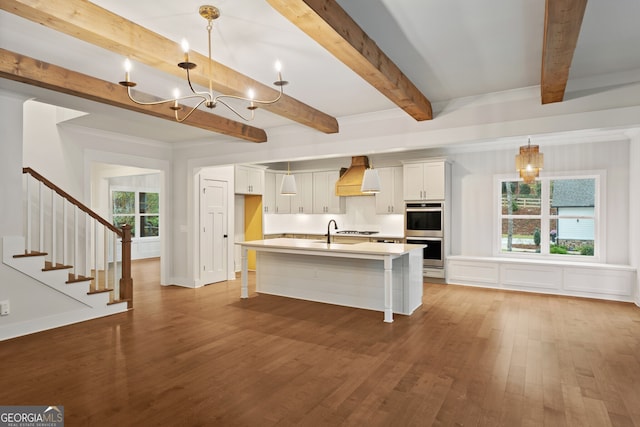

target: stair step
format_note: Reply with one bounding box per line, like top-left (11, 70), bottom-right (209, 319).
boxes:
top-left (13, 251), bottom-right (48, 258)
top-left (87, 288), bottom-right (113, 295)
top-left (108, 298), bottom-right (131, 306)
top-left (43, 261), bottom-right (73, 271)
top-left (66, 273), bottom-right (94, 284)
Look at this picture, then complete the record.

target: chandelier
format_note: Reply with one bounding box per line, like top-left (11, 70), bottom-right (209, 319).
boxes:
top-left (118, 5), bottom-right (288, 122)
top-left (515, 138), bottom-right (544, 184)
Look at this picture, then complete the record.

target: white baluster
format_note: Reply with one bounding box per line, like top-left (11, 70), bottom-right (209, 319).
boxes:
top-left (113, 232), bottom-right (119, 300)
top-left (26, 175), bottom-right (32, 254)
top-left (39, 182), bottom-right (44, 252)
top-left (103, 226), bottom-right (108, 291)
top-left (63, 201), bottom-right (68, 267)
top-left (51, 191), bottom-right (57, 266)
top-left (94, 220), bottom-right (99, 290)
top-left (73, 206), bottom-right (78, 278)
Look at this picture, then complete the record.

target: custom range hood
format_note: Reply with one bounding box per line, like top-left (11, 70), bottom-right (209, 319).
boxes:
top-left (335, 156), bottom-right (380, 196)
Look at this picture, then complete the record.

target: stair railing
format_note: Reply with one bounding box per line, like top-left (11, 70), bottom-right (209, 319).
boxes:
top-left (22, 167), bottom-right (133, 309)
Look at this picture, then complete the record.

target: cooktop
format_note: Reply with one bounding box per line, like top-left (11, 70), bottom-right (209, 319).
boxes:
top-left (335, 230), bottom-right (379, 235)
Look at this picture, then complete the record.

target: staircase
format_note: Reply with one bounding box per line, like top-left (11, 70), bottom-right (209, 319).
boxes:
top-left (1, 168), bottom-right (133, 336)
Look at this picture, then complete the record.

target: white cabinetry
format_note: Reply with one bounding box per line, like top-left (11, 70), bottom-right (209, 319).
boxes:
top-left (375, 167), bottom-right (403, 214)
top-left (403, 161), bottom-right (446, 200)
top-left (235, 165), bottom-right (264, 195)
top-left (290, 173), bottom-right (313, 213)
top-left (313, 170), bottom-right (345, 214)
top-left (263, 172), bottom-right (276, 213)
top-left (273, 173), bottom-right (291, 214)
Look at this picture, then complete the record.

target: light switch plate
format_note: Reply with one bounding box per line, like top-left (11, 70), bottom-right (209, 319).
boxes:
top-left (0, 300), bottom-right (9, 316)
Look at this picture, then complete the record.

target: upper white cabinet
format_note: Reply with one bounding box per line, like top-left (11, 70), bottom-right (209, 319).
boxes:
top-left (313, 170), bottom-right (345, 214)
top-left (403, 161), bottom-right (446, 200)
top-left (235, 165), bottom-right (264, 195)
top-left (375, 167), bottom-right (403, 214)
top-left (263, 172), bottom-right (276, 213)
top-left (290, 172), bottom-right (314, 214)
top-left (273, 173), bottom-right (291, 214)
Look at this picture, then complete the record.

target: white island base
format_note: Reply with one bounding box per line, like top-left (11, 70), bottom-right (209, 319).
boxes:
top-left (238, 238), bottom-right (424, 322)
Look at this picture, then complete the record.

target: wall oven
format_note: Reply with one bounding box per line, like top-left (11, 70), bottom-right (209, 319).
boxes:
top-left (405, 237), bottom-right (444, 268)
top-left (405, 202), bottom-right (443, 237)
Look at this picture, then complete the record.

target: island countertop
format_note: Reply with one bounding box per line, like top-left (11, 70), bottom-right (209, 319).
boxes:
top-left (237, 238), bottom-right (424, 257)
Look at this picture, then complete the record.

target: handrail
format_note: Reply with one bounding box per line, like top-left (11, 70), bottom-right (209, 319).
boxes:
top-left (22, 167), bottom-right (133, 308)
top-left (23, 167), bottom-right (122, 237)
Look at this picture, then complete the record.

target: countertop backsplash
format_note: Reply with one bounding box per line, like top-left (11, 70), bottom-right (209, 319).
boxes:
top-left (263, 196), bottom-right (404, 238)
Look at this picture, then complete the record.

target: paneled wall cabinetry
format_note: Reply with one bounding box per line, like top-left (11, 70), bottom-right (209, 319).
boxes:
top-left (403, 161), bottom-right (446, 200)
top-left (375, 167), bottom-right (403, 214)
top-left (235, 165), bottom-right (264, 195)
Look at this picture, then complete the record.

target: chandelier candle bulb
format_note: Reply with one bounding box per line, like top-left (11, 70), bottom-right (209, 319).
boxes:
top-left (181, 39), bottom-right (190, 62)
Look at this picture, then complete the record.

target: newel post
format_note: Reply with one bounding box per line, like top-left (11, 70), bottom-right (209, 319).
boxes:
top-left (119, 224), bottom-right (133, 309)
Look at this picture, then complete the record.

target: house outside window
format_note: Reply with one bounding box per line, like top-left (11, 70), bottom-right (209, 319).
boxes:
top-left (497, 174), bottom-right (600, 260)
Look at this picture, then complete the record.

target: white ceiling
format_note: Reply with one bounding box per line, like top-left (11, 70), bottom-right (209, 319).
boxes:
top-left (1, 0), bottom-right (640, 143)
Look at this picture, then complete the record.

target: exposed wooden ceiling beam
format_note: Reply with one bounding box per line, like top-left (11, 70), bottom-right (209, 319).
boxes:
top-left (267, 0), bottom-right (433, 121)
top-left (0, 0), bottom-right (339, 134)
top-left (541, 0), bottom-right (588, 104)
top-left (0, 48), bottom-right (268, 143)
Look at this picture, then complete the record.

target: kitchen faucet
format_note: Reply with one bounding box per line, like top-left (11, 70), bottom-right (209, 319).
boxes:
top-left (327, 219), bottom-right (338, 244)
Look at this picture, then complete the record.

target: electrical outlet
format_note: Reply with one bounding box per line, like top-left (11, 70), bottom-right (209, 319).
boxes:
top-left (0, 300), bottom-right (9, 316)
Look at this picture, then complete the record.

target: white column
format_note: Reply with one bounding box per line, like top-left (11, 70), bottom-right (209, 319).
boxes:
top-left (241, 246), bottom-right (249, 298)
top-left (383, 255), bottom-right (393, 323)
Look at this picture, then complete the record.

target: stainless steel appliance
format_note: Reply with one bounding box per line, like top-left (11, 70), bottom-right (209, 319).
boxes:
top-left (405, 237), bottom-right (444, 268)
top-left (405, 202), bottom-right (445, 268)
top-left (405, 202), bottom-right (444, 237)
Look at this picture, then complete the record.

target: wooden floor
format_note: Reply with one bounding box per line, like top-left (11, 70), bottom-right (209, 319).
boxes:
top-left (1, 258), bottom-right (639, 426)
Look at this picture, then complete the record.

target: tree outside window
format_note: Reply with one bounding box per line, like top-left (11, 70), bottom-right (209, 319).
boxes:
top-left (112, 190), bottom-right (159, 238)
top-left (499, 176), bottom-right (597, 258)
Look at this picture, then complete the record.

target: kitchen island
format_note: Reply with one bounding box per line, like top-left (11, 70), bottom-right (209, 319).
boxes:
top-left (237, 238), bottom-right (425, 322)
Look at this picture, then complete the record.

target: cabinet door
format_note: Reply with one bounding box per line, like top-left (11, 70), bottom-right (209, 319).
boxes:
top-left (391, 166), bottom-right (404, 213)
top-left (403, 163), bottom-right (425, 200)
top-left (314, 170), bottom-right (344, 214)
top-left (312, 172), bottom-right (329, 214)
top-left (423, 162), bottom-right (445, 199)
top-left (235, 166), bottom-right (263, 194)
top-left (247, 167), bottom-right (264, 195)
top-left (274, 173), bottom-right (291, 214)
top-left (291, 173), bottom-right (313, 213)
top-left (263, 172), bottom-right (276, 213)
top-left (376, 167), bottom-right (404, 213)
top-left (325, 170), bottom-right (345, 213)
top-left (375, 168), bottom-right (395, 214)
top-left (235, 166), bottom-right (249, 194)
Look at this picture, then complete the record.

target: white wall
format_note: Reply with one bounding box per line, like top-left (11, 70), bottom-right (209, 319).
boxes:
top-left (447, 140), bottom-right (630, 264)
top-left (263, 196), bottom-right (404, 236)
top-left (1, 92), bottom-right (88, 338)
top-left (629, 133), bottom-right (640, 307)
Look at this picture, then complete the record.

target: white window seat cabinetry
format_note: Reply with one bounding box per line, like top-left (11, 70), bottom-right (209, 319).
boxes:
top-left (446, 255), bottom-right (636, 303)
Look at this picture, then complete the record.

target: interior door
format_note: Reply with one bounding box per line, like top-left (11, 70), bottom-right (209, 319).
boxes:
top-left (200, 178), bottom-right (228, 284)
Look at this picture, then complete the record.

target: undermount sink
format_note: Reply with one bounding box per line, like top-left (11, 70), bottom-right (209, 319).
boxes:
top-left (310, 240), bottom-right (357, 245)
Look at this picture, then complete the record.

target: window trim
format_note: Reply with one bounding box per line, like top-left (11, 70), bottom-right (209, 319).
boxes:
top-left (110, 186), bottom-right (160, 240)
top-left (493, 170), bottom-right (605, 263)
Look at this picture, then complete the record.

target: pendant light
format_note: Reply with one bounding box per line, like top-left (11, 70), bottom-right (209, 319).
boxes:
top-left (280, 162), bottom-right (297, 195)
top-left (515, 138), bottom-right (543, 184)
top-left (361, 162), bottom-right (381, 193)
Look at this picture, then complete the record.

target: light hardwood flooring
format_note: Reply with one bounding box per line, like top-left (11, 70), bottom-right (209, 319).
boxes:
top-left (1, 258), bottom-right (639, 426)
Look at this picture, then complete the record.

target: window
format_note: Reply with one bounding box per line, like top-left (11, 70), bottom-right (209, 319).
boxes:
top-left (498, 175), bottom-right (599, 259)
top-left (112, 189), bottom-right (160, 238)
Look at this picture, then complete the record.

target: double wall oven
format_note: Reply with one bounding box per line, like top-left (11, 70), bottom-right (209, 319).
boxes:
top-left (405, 202), bottom-right (444, 268)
